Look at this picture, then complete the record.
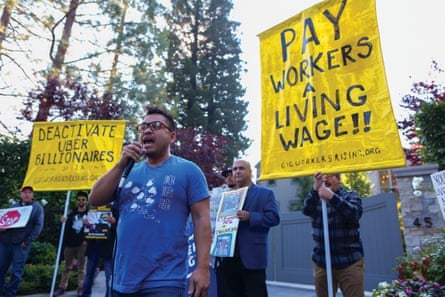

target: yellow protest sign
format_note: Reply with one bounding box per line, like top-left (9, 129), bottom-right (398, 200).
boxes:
top-left (23, 120), bottom-right (126, 191)
top-left (258, 0), bottom-right (406, 180)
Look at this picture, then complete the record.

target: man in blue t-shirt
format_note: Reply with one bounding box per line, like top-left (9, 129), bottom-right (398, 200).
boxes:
top-left (89, 105), bottom-right (211, 297)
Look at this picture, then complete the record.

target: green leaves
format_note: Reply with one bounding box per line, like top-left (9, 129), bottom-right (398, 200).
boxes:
top-left (415, 101), bottom-right (445, 170)
top-left (0, 137), bottom-right (30, 206)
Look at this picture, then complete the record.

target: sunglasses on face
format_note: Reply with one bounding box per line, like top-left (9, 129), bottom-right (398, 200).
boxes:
top-left (136, 121), bottom-right (172, 133)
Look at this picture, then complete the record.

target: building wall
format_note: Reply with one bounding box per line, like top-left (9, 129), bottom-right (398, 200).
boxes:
top-left (259, 178), bottom-right (298, 213)
top-left (393, 164), bottom-right (445, 252)
top-left (259, 164), bottom-right (445, 253)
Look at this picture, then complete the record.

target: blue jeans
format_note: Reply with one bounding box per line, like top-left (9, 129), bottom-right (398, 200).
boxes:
top-left (0, 242), bottom-right (32, 297)
top-left (82, 241), bottom-right (112, 297)
top-left (112, 287), bottom-right (185, 297)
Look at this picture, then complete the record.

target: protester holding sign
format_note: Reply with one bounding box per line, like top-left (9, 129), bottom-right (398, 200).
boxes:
top-left (0, 186), bottom-right (44, 297)
top-left (219, 159), bottom-right (280, 297)
top-left (82, 203), bottom-right (117, 297)
top-left (89, 105), bottom-right (212, 297)
top-left (214, 166), bottom-right (235, 297)
top-left (54, 191), bottom-right (89, 297)
top-left (302, 172), bottom-right (364, 297)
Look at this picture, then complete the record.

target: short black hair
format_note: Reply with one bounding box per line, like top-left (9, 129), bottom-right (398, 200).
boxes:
top-left (222, 167), bottom-right (232, 177)
top-left (145, 105), bottom-right (176, 131)
top-left (77, 191), bottom-right (88, 198)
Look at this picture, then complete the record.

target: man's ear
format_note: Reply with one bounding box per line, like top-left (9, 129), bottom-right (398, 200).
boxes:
top-left (169, 131), bottom-right (177, 143)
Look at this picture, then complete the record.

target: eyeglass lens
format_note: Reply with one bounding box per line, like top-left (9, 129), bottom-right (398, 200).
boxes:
top-left (137, 121), bottom-right (170, 132)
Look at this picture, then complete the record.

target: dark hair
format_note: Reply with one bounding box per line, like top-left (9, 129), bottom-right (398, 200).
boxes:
top-left (77, 191), bottom-right (88, 198)
top-left (145, 105), bottom-right (176, 131)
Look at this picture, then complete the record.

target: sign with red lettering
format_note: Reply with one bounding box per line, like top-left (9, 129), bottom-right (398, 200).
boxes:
top-left (0, 206), bottom-right (32, 229)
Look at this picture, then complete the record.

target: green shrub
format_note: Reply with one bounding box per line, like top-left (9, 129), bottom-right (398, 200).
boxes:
top-left (17, 262), bottom-right (80, 295)
top-left (28, 241), bottom-right (57, 265)
top-left (396, 235), bottom-right (445, 284)
top-left (372, 279), bottom-right (443, 297)
top-left (13, 241), bottom-right (82, 295)
top-left (16, 264), bottom-right (54, 295)
top-left (372, 233), bottom-right (445, 296)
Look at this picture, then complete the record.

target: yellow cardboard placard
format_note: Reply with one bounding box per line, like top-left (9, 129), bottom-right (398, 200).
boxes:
top-left (258, 0), bottom-right (405, 179)
top-left (23, 120), bottom-right (126, 191)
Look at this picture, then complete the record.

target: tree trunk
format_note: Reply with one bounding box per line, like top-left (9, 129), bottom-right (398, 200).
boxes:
top-left (36, 0), bottom-right (80, 122)
top-left (0, 0), bottom-right (17, 53)
top-left (106, 0), bottom-right (129, 95)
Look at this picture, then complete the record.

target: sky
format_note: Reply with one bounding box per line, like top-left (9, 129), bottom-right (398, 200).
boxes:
top-left (230, 0), bottom-right (445, 166)
top-left (2, 0), bottom-right (445, 169)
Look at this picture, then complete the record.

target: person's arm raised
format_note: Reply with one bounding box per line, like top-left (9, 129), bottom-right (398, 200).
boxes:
top-left (89, 142), bottom-right (142, 206)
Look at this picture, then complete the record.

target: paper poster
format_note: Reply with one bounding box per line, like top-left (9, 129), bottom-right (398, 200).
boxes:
top-left (431, 170), bottom-right (445, 221)
top-left (258, 0), bottom-right (405, 179)
top-left (84, 205), bottom-right (113, 239)
top-left (210, 187), bottom-right (248, 257)
top-left (0, 206), bottom-right (32, 229)
top-left (23, 120), bottom-right (126, 191)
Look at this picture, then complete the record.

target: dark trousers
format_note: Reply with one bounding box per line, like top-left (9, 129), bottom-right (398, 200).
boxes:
top-left (82, 241), bottom-right (112, 297)
top-left (220, 257), bottom-right (268, 297)
top-left (214, 257), bottom-right (225, 297)
top-left (0, 242), bottom-right (32, 297)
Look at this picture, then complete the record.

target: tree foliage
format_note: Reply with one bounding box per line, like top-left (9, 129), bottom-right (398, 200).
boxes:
top-left (398, 60), bottom-right (445, 166)
top-left (414, 100), bottom-right (445, 170)
top-left (342, 172), bottom-right (372, 198)
top-left (289, 176), bottom-right (313, 211)
top-left (0, 136), bottom-right (30, 205)
top-left (166, 0), bottom-right (249, 163)
top-left (22, 77), bottom-right (124, 121)
top-left (171, 127), bottom-right (229, 189)
top-left (1, 0), bottom-right (249, 199)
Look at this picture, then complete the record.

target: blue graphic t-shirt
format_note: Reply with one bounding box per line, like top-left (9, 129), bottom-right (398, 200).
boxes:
top-left (113, 155), bottom-right (210, 293)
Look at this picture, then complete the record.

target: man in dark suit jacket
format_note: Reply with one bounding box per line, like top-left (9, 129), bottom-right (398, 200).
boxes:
top-left (219, 159), bottom-right (280, 297)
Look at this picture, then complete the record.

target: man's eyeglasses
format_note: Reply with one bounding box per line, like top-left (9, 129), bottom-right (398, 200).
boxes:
top-left (77, 198), bottom-right (87, 202)
top-left (136, 121), bottom-right (172, 133)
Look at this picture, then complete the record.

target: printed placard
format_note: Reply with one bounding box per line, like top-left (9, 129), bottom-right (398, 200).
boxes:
top-left (210, 187), bottom-right (248, 257)
top-left (431, 170), bottom-right (445, 221)
top-left (258, 0), bottom-right (405, 179)
top-left (0, 206), bottom-right (32, 229)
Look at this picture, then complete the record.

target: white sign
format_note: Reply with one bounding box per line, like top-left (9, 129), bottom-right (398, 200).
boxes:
top-left (210, 187), bottom-right (248, 257)
top-left (0, 206), bottom-right (32, 229)
top-left (431, 170), bottom-right (445, 221)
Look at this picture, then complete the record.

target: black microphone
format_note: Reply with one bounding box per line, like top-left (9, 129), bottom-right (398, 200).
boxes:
top-left (118, 160), bottom-right (134, 190)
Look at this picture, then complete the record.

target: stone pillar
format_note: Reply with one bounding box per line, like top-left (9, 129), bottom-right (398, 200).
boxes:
top-left (393, 164), bottom-right (444, 252)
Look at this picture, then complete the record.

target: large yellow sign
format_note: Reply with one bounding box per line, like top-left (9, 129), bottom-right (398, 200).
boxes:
top-left (23, 120), bottom-right (126, 191)
top-left (258, 0), bottom-right (406, 180)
